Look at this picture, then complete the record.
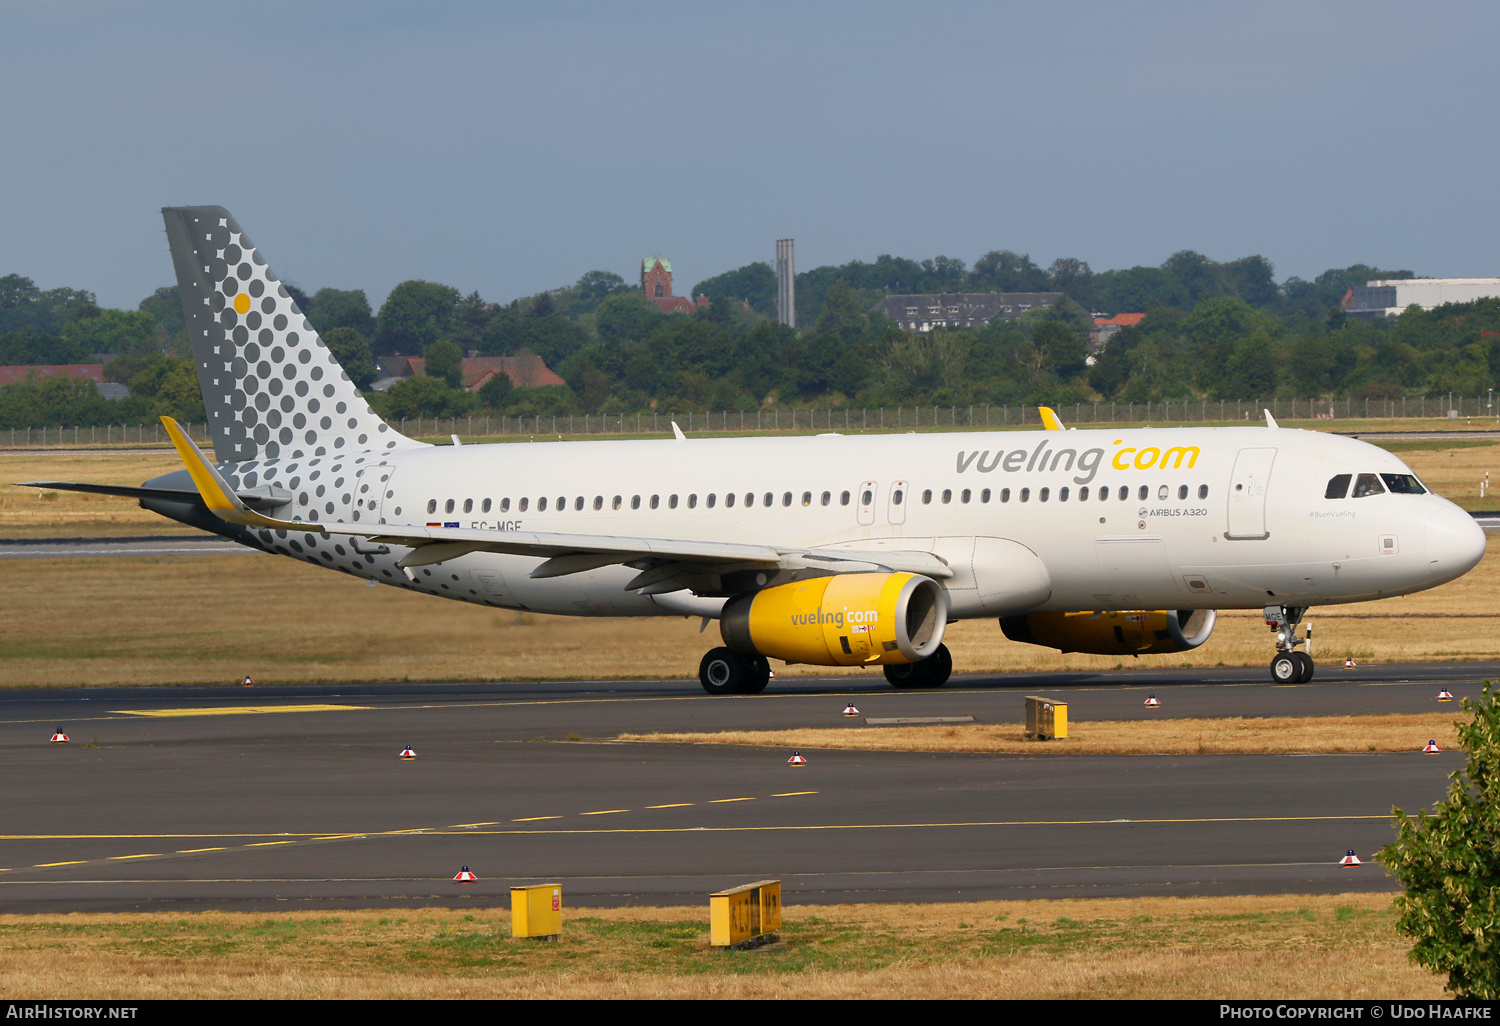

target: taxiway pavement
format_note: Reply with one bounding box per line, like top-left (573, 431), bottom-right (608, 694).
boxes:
top-left (0, 664), bottom-right (1482, 913)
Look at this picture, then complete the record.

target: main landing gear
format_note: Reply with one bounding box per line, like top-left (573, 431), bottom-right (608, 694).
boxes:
top-left (883, 643), bottom-right (953, 689)
top-left (1265, 605), bottom-right (1315, 683)
top-left (698, 647), bottom-right (771, 695)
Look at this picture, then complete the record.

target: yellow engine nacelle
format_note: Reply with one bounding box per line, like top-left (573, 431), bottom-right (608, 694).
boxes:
top-left (720, 572), bottom-right (949, 667)
top-left (999, 609), bottom-right (1217, 656)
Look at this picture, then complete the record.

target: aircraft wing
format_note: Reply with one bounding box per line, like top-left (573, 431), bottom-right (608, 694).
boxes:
top-left (157, 417), bottom-right (952, 588)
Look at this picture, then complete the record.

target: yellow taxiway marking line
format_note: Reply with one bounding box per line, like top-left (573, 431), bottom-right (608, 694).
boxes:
top-left (412, 813), bottom-right (1395, 837)
top-left (245, 841), bottom-right (295, 847)
top-left (709, 797), bottom-right (755, 803)
top-left (579, 809), bottom-right (628, 816)
top-left (34, 861), bottom-right (87, 867)
top-left (512, 816), bottom-right (561, 822)
top-left (645, 804), bottom-right (693, 809)
top-left (177, 848), bottom-right (226, 853)
top-left (313, 835), bottom-right (365, 841)
top-left (772, 791), bottom-right (818, 797)
top-left (108, 854), bottom-right (159, 860)
top-left (452, 822), bottom-right (499, 828)
top-left (113, 704), bottom-right (368, 718)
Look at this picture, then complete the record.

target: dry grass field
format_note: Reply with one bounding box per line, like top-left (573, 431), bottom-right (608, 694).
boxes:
top-left (621, 711), bottom-right (1469, 755)
top-left (0, 547), bottom-right (1497, 688)
top-left (0, 893), bottom-right (1446, 999)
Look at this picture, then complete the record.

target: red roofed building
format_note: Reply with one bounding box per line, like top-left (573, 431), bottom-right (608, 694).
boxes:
top-left (0, 364), bottom-right (105, 386)
top-left (1092, 312), bottom-right (1146, 350)
top-left (641, 257), bottom-right (709, 315)
top-left (404, 354), bottom-right (566, 392)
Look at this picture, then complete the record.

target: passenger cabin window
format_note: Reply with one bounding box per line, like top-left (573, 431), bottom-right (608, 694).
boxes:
top-left (840, 491), bottom-right (851, 506)
top-left (500, 498), bottom-right (510, 512)
top-left (1020, 487), bottom-right (1031, 502)
top-left (707, 493), bottom-right (716, 508)
top-left (1177, 485), bottom-right (1188, 500)
top-left (538, 497), bottom-right (548, 511)
top-left (463, 498), bottom-right (473, 513)
top-left (519, 497), bottom-right (528, 512)
top-left (1079, 486), bottom-right (1089, 501)
top-left (593, 496), bottom-right (603, 510)
top-left (1039, 487), bottom-right (1049, 502)
top-left (941, 489), bottom-right (952, 504)
top-left (1351, 473), bottom-right (1385, 498)
top-left (612, 495), bottom-right (623, 510)
top-left (575, 496), bottom-right (584, 511)
top-left (980, 488), bottom-right (991, 503)
top-left (801, 491), bottom-right (812, 506)
top-left (631, 495), bottom-right (641, 510)
top-left (669, 494), bottom-right (679, 509)
top-left (427, 499), bottom-right (437, 514)
top-left (921, 489), bottom-right (933, 505)
top-left (725, 492), bottom-right (736, 508)
top-left (688, 494), bottom-right (697, 509)
top-left (1137, 485), bottom-right (1149, 501)
top-left (481, 498), bottom-right (492, 513)
top-left (1000, 488), bottom-right (1010, 502)
top-left (782, 492), bottom-right (793, 507)
top-left (961, 488), bottom-right (971, 503)
top-left (1059, 486), bottom-right (1069, 501)
top-left (821, 491), bottom-right (831, 506)
top-left (1118, 486), bottom-right (1129, 500)
top-left (1157, 485), bottom-right (1168, 501)
top-left (1325, 474), bottom-right (1351, 499)
top-left (1381, 473), bottom-right (1426, 494)
top-left (445, 499), bottom-right (455, 513)
top-left (861, 489), bottom-right (873, 506)
top-left (1198, 484), bottom-right (1209, 499)
top-left (650, 495), bottom-right (660, 509)
top-left (763, 492), bottom-right (774, 507)
top-left (556, 496), bottom-right (565, 511)
top-left (892, 488), bottom-right (904, 505)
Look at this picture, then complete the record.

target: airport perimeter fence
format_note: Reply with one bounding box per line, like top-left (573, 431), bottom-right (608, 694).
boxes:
top-left (4, 394), bottom-right (1499, 448)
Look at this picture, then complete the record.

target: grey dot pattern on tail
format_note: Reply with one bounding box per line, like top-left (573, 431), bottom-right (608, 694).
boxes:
top-left (164, 206), bottom-right (414, 464)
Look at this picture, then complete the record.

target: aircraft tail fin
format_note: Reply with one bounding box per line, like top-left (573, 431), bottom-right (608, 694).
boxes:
top-left (162, 206), bottom-right (418, 464)
top-left (1039, 406), bottom-right (1065, 431)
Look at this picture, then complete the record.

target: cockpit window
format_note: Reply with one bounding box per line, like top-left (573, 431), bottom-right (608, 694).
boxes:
top-left (1380, 473), bottom-right (1426, 494)
top-left (1351, 473), bottom-right (1386, 498)
top-left (1324, 474), bottom-right (1351, 499)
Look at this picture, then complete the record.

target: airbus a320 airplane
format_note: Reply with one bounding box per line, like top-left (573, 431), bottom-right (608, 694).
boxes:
top-left (25, 207), bottom-right (1487, 692)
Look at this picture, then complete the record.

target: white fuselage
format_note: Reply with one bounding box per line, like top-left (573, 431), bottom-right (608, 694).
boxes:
top-left (217, 425), bottom-right (1486, 619)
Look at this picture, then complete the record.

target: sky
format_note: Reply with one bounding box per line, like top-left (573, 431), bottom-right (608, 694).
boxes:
top-left (3, 0), bottom-right (1499, 311)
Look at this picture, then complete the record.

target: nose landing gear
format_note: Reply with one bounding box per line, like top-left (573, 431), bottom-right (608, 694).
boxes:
top-left (1266, 605), bottom-right (1314, 683)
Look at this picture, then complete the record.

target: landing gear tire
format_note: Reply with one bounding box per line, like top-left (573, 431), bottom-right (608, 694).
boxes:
top-left (883, 643), bottom-right (953, 689)
top-left (698, 648), bottom-right (771, 695)
top-left (740, 655), bottom-right (772, 694)
top-left (1293, 651), bottom-right (1315, 684)
top-left (1270, 652), bottom-right (1299, 683)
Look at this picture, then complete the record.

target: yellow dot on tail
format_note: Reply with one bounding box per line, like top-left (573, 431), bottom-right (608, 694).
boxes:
top-left (233, 293), bottom-right (251, 315)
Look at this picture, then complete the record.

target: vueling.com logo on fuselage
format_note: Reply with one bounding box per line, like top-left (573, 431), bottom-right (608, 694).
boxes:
top-left (791, 606), bottom-right (879, 629)
top-left (955, 439), bottom-right (1199, 485)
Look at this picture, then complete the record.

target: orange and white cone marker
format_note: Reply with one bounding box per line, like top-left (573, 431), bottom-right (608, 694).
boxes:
top-left (1339, 850), bottom-right (1362, 867)
top-left (1343, 657), bottom-right (1356, 668)
top-left (842, 704), bottom-right (860, 717)
top-left (1144, 694), bottom-right (1160, 708)
top-left (399, 745), bottom-right (417, 760)
top-left (1437, 689), bottom-right (1454, 702)
top-left (454, 866), bottom-right (477, 883)
top-left (243, 675), bottom-right (254, 687)
top-left (787, 751), bottom-right (807, 767)
top-left (50, 728), bottom-right (69, 743)
top-left (1423, 740), bottom-right (1442, 753)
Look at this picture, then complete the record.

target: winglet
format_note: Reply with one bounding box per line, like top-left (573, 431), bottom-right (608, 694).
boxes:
top-left (160, 416), bottom-right (300, 530)
top-left (671, 421), bottom-right (686, 442)
top-left (1264, 409), bottom-right (1279, 429)
top-left (1039, 406), bottom-right (1065, 431)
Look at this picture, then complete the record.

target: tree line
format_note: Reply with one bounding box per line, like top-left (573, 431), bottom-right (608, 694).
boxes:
top-left (4, 244), bottom-right (1495, 430)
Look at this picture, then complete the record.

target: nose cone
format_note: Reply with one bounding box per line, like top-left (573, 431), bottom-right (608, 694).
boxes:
top-left (1425, 505), bottom-right (1487, 584)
